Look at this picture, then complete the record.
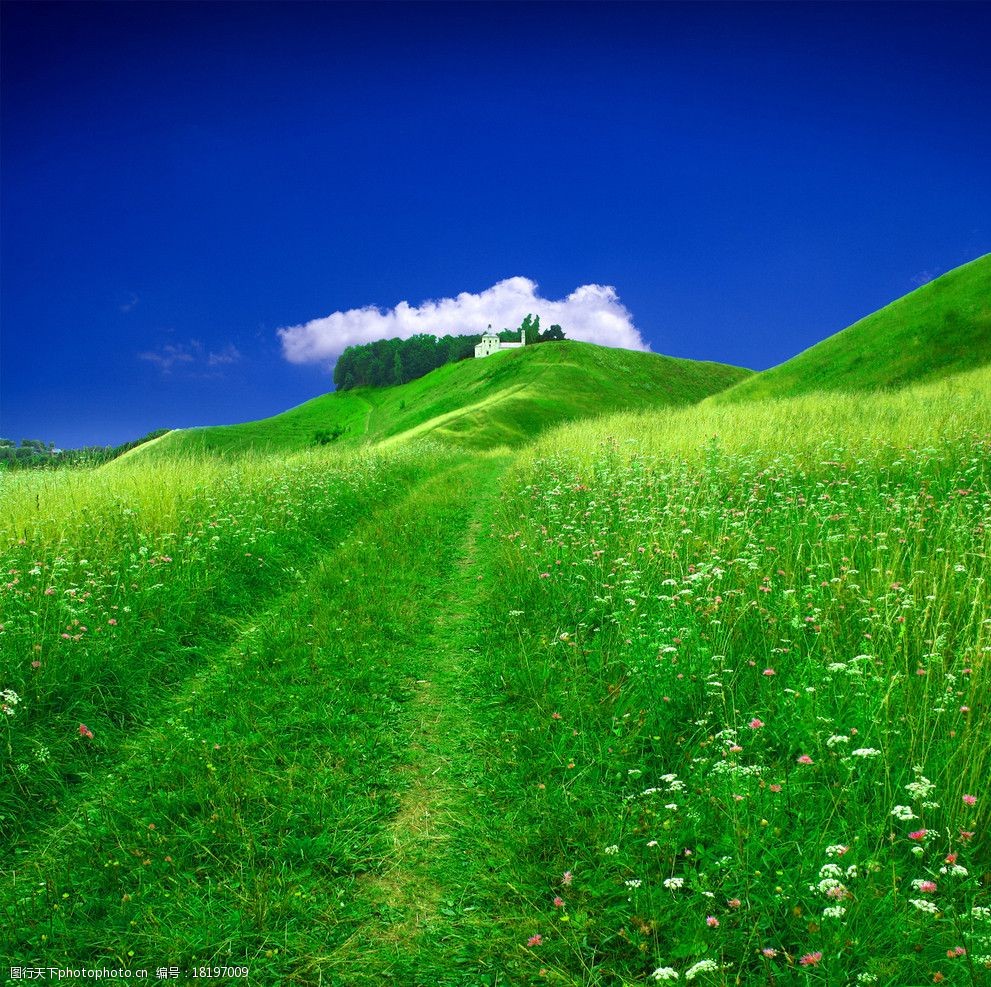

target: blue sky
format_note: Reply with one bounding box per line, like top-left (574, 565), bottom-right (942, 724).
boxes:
top-left (2, 1), bottom-right (989, 448)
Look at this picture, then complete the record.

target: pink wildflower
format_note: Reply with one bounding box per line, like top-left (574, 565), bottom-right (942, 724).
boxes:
top-left (749, 718), bottom-right (765, 730)
top-left (962, 794), bottom-right (977, 805)
top-left (761, 947), bottom-right (778, 958)
top-left (562, 871), bottom-right (572, 886)
top-left (762, 668), bottom-right (776, 676)
top-left (553, 896), bottom-right (565, 908)
top-left (527, 934), bottom-right (543, 947)
top-left (706, 915), bottom-right (719, 928)
top-left (551, 711), bottom-right (562, 720)
top-left (799, 951), bottom-right (823, 967)
top-left (797, 754), bottom-right (814, 765)
top-left (727, 898), bottom-right (741, 908)
top-left (918, 881), bottom-right (937, 894)
top-left (908, 829), bottom-right (928, 841)
top-left (769, 783), bottom-right (782, 793)
top-left (78, 723), bottom-right (93, 739)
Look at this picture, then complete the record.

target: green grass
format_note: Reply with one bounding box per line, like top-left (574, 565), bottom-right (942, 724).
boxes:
top-left (146, 341), bottom-right (751, 457)
top-left (2, 327), bottom-right (990, 981)
top-left (715, 254), bottom-right (991, 403)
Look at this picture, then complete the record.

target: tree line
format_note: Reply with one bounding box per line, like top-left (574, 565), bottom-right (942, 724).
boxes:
top-left (332, 315), bottom-right (565, 390)
top-left (0, 430), bottom-right (169, 470)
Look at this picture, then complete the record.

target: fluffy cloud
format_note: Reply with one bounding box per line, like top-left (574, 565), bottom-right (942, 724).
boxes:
top-left (278, 277), bottom-right (648, 366)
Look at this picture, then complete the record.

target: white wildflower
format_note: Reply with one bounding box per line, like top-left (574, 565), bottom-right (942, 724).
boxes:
top-left (651, 967), bottom-right (679, 981)
top-left (851, 748), bottom-right (881, 758)
top-left (625, 879), bottom-right (643, 888)
top-left (663, 877), bottom-right (684, 890)
top-left (604, 845), bottom-right (619, 856)
top-left (890, 805), bottom-right (917, 821)
top-left (685, 959), bottom-right (720, 981)
top-left (909, 899), bottom-right (939, 914)
top-left (939, 864), bottom-right (968, 877)
top-left (823, 905), bottom-right (847, 918)
top-left (826, 734), bottom-right (850, 748)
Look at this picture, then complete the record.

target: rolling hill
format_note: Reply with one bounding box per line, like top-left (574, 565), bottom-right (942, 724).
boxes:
top-left (146, 340), bottom-right (752, 456)
top-left (714, 253), bottom-right (991, 403)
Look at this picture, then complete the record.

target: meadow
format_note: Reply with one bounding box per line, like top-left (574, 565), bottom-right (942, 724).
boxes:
top-left (1, 365), bottom-right (989, 985)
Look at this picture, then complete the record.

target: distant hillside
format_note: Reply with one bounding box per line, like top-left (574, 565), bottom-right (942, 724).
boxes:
top-left (715, 254), bottom-right (991, 404)
top-left (148, 341), bottom-right (752, 456)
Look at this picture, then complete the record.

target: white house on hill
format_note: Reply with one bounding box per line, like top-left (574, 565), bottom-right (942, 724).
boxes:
top-left (474, 325), bottom-right (526, 358)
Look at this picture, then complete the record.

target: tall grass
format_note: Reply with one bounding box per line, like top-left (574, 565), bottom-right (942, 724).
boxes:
top-left (474, 370), bottom-right (991, 983)
top-left (0, 444), bottom-right (457, 856)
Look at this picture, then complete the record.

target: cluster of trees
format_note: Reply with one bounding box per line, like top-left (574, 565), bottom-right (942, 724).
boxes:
top-left (333, 315), bottom-right (565, 391)
top-left (0, 430), bottom-right (169, 470)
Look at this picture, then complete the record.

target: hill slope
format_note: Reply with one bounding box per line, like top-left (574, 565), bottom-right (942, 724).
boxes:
top-left (715, 253), bottom-right (991, 403)
top-left (149, 341), bottom-right (752, 455)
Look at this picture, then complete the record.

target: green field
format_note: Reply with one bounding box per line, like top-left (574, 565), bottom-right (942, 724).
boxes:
top-left (714, 254), bottom-right (990, 404)
top-left (148, 341), bottom-right (751, 456)
top-left (2, 267), bottom-right (990, 985)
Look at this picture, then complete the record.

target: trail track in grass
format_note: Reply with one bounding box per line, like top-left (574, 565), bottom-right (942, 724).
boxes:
top-left (1, 452), bottom-right (516, 984)
top-left (322, 451), bottom-right (517, 984)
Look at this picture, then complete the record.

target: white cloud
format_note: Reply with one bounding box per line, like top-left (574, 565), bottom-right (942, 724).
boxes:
top-left (278, 277), bottom-right (648, 366)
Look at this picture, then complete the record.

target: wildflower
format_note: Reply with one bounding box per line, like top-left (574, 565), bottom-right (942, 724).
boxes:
top-left (604, 845), bottom-right (619, 856)
top-left (947, 946), bottom-right (966, 957)
top-left (651, 967), bottom-right (679, 981)
top-left (891, 805), bottom-right (917, 821)
top-left (763, 668), bottom-right (776, 676)
top-left (78, 723), bottom-right (94, 739)
top-left (823, 905), bottom-right (846, 918)
top-left (797, 754), bottom-right (814, 765)
top-left (562, 871), bottom-right (573, 886)
top-left (748, 718), bottom-right (765, 730)
top-left (910, 899), bottom-right (940, 914)
top-left (769, 783), bottom-right (782, 793)
top-left (911, 880), bottom-right (937, 893)
top-left (825, 844), bottom-right (849, 857)
top-left (908, 829), bottom-right (928, 841)
top-left (962, 794), bottom-right (977, 805)
top-left (526, 934), bottom-right (542, 947)
top-left (761, 948), bottom-right (778, 958)
top-left (727, 898), bottom-right (741, 908)
top-left (799, 951), bottom-right (823, 966)
top-left (625, 879), bottom-right (642, 889)
top-left (551, 712), bottom-right (562, 720)
top-left (939, 864), bottom-right (968, 877)
top-left (705, 915), bottom-right (719, 927)
top-left (852, 748), bottom-right (881, 758)
top-left (663, 877), bottom-right (684, 890)
top-left (685, 959), bottom-right (719, 980)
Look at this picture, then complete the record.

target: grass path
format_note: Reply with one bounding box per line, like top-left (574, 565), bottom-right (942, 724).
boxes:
top-left (322, 451), bottom-right (514, 984)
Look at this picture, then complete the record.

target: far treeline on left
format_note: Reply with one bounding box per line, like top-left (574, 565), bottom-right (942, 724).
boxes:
top-left (333, 314), bottom-right (565, 390)
top-left (0, 431), bottom-right (169, 470)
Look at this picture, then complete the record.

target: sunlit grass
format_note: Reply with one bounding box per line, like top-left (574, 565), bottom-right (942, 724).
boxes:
top-left (474, 367), bottom-right (991, 982)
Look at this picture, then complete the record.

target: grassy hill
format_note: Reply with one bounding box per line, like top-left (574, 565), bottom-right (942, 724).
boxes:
top-left (148, 340), bottom-right (751, 456)
top-left (715, 253), bottom-right (991, 403)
